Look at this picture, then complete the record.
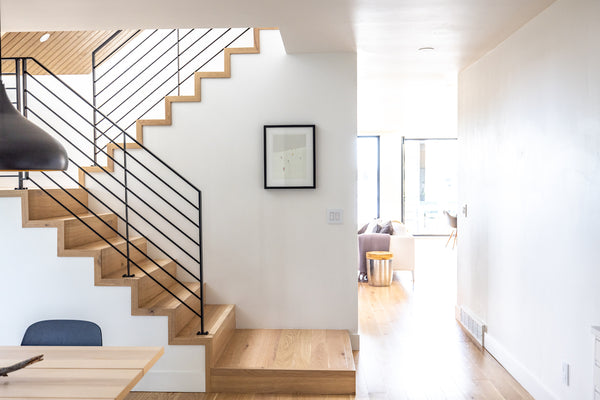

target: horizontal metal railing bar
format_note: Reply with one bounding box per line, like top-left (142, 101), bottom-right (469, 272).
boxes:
top-left (17, 57), bottom-right (202, 195)
top-left (32, 159), bottom-right (201, 286)
top-left (96, 27), bottom-right (213, 102)
top-left (100, 28), bottom-right (235, 133)
top-left (25, 86), bottom-right (201, 222)
top-left (95, 29), bottom-right (158, 81)
top-left (125, 28), bottom-right (236, 128)
top-left (123, 28), bottom-right (251, 132)
top-left (73, 168), bottom-right (202, 287)
top-left (51, 164), bottom-right (203, 303)
top-left (96, 29), bottom-right (185, 111)
top-left (97, 138), bottom-right (200, 212)
top-left (26, 107), bottom-right (203, 260)
top-left (174, 28), bottom-right (217, 62)
top-left (28, 175), bottom-right (203, 318)
top-left (180, 27), bottom-right (250, 86)
top-left (25, 77), bottom-right (93, 126)
top-left (94, 30), bottom-right (142, 70)
top-left (96, 29), bottom-right (186, 100)
top-left (60, 154), bottom-right (202, 282)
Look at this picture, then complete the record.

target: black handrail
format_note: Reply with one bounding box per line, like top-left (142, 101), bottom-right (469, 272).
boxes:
top-left (2, 56), bottom-right (208, 335)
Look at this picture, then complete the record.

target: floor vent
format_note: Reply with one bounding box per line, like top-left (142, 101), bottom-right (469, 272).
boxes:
top-left (457, 306), bottom-right (486, 349)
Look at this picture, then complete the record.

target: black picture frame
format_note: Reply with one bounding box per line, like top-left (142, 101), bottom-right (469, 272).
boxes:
top-left (264, 125), bottom-right (316, 189)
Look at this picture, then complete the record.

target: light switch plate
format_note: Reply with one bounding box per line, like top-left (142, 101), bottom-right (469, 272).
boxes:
top-left (327, 209), bottom-right (343, 224)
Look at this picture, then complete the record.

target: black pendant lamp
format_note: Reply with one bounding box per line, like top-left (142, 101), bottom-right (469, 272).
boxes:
top-left (0, 82), bottom-right (68, 171)
top-left (0, 6), bottom-right (68, 171)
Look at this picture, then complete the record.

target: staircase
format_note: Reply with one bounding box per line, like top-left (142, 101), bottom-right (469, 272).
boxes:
top-left (0, 27), bottom-right (355, 395)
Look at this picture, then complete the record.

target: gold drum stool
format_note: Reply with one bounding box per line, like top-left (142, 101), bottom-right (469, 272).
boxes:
top-left (366, 251), bottom-right (394, 287)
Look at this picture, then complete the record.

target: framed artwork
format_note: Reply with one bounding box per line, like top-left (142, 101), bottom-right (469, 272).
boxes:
top-left (264, 125), bottom-right (315, 189)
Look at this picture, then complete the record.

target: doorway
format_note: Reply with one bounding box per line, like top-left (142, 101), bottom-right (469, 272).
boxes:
top-left (401, 138), bottom-right (458, 235)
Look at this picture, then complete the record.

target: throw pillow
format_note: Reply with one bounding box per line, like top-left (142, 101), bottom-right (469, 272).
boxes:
top-left (366, 219), bottom-right (380, 233)
top-left (379, 220), bottom-right (394, 235)
top-left (357, 222), bottom-right (369, 234)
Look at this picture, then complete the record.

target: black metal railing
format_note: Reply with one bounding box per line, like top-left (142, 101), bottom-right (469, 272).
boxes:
top-left (91, 28), bottom-right (252, 165)
top-left (1, 57), bottom-right (207, 334)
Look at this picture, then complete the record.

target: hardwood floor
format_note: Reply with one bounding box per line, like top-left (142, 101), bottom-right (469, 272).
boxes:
top-left (127, 238), bottom-right (533, 400)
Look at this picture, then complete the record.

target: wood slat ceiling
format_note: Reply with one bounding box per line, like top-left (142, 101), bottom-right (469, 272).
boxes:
top-left (1, 30), bottom-right (138, 75)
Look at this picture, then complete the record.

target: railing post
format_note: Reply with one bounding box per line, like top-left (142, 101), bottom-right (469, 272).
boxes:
top-left (122, 131), bottom-right (134, 278)
top-left (92, 52), bottom-right (98, 165)
top-left (176, 29), bottom-right (181, 96)
top-left (14, 59), bottom-right (27, 191)
top-left (16, 59), bottom-right (29, 190)
top-left (197, 190), bottom-right (207, 335)
top-left (22, 59), bottom-right (28, 118)
top-left (15, 59), bottom-right (22, 113)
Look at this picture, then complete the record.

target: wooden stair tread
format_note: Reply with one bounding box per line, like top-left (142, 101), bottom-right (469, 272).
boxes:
top-left (29, 212), bottom-right (112, 223)
top-left (210, 329), bottom-right (356, 395)
top-left (69, 235), bottom-right (143, 252)
top-left (214, 329), bottom-right (355, 371)
top-left (142, 281), bottom-right (201, 311)
top-left (103, 258), bottom-right (172, 281)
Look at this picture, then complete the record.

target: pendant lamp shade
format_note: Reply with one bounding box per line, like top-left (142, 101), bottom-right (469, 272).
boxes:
top-left (0, 82), bottom-right (68, 171)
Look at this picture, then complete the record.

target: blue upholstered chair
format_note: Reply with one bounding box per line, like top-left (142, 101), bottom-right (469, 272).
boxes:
top-left (21, 319), bottom-right (102, 346)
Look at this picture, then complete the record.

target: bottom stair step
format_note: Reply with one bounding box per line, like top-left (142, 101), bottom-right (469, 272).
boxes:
top-left (211, 329), bottom-right (356, 395)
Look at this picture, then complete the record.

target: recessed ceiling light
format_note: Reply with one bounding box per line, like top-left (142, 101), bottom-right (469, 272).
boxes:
top-left (40, 33), bottom-right (50, 43)
top-left (418, 47), bottom-right (435, 51)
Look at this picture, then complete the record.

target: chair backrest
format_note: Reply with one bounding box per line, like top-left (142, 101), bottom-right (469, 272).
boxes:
top-left (21, 319), bottom-right (102, 346)
top-left (444, 210), bottom-right (458, 229)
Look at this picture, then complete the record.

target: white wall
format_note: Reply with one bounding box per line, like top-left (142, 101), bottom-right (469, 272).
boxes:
top-left (142, 30), bottom-right (358, 332)
top-left (0, 29), bottom-right (358, 391)
top-left (458, 0), bottom-right (600, 398)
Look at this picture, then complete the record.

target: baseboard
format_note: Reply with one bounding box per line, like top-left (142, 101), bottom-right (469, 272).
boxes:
top-left (350, 332), bottom-right (360, 350)
top-left (484, 333), bottom-right (558, 400)
top-left (133, 370), bottom-right (205, 392)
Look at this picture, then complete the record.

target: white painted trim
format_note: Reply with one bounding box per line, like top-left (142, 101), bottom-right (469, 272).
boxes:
top-left (350, 332), bottom-right (360, 350)
top-left (133, 370), bottom-right (205, 392)
top-left (485, 333), bottom-right (558, 400)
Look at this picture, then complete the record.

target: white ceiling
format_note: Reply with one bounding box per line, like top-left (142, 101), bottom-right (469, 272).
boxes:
top-left (2, 0), bottom-right (555, 76)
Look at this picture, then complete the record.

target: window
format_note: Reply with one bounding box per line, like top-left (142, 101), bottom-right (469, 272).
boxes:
top-left (357, 136), bottom-right (380, 224)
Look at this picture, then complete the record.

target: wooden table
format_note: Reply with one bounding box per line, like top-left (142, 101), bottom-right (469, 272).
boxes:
top-left (0, 346), bottom-right (164, 400)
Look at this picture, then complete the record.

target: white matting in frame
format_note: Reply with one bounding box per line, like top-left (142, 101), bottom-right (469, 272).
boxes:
top-left (264, 125), bottom-right (315, 189)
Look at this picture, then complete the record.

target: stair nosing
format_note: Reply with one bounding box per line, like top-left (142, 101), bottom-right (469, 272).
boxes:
top-left (69, 235), bottom-right (145, 251)
top-left (29, 212), bottom-right (115, 223)
top-left (103, 258), bottom-right (173, 281)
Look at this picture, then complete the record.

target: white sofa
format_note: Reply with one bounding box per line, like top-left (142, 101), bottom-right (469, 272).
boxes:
top-left (389, 220), bottom-right (415, 281)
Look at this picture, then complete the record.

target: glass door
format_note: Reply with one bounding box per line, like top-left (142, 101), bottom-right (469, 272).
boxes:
top-left (357, 136), bottom-right (380, 224)
top-left (402, 138), bottom-right (457, 235)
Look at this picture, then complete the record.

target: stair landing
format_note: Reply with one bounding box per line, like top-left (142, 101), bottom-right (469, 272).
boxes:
top-left (211, 329), bottom-right (355, 395)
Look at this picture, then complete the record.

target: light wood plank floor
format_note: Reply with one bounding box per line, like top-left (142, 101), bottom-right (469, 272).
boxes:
top-left (127, 238), bottom-right (533, 400)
